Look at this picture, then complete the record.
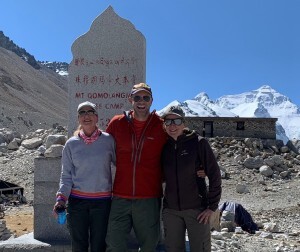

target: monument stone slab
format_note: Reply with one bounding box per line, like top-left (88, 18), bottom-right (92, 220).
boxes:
top-left (68, 6), bottom-right (146, 134)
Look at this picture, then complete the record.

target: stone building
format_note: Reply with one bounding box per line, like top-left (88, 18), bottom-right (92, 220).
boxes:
top-left (185, 117), bottom-right (277, 139)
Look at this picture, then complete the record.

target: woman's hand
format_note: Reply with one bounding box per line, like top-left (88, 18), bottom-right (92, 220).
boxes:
top-left (197, 209), bottom-right (213, 224)
top-left (53, 200), bottom-right (66, 217)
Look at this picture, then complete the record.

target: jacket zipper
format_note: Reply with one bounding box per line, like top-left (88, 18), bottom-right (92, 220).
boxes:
top-left (131, 114), bottom-right (153, 197)
top-left (175, 143), bottom-right (181, 210)
top-left (131, 134), bottom-right (135, 162)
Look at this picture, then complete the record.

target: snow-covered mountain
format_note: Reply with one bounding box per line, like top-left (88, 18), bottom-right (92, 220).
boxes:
top-left (216, 85), bottom-right (300, 143)
top-left (158, 85), bottom-right (300, 143)
top-left (39, 61), bottom-right (69, 76)
top-left (158, 93), bottom-right (236, 118)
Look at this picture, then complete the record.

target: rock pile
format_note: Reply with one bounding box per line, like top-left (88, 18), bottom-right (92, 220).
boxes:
top-left (0, 126), bottom-right (67, 203)
top-left (205, 137), bottom-right (300, 251)
top-left (209, 136), bottom-right (300, 179)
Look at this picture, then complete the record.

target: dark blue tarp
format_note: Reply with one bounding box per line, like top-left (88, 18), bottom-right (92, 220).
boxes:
top-left (219, 201), bottom-right (259, 234)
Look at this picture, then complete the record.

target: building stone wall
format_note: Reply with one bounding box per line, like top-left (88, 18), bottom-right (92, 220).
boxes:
top-left (185, 117), bottom-right (277, 139)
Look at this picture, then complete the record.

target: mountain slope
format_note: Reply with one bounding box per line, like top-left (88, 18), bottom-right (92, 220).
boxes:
top-left (0, 31), bottom-right (40, 70)
top-left (0, 47), bottom-right (68, 133)
top-left (158, 93), bottom-right (236, 118)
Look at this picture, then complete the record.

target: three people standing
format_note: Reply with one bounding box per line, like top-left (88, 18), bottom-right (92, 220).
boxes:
top-left (55, 83), bottom-right (222, 252)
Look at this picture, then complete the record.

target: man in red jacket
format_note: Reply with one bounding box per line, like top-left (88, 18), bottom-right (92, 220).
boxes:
top-left (105, 83), bottom-right (167, 252)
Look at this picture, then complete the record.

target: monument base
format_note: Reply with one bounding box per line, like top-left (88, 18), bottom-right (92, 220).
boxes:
top-left (0, 232), bottom-right (71, 252)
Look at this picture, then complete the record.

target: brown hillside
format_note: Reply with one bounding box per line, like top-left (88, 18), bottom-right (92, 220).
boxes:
top-left (0, 47), bottom-right (68, 133)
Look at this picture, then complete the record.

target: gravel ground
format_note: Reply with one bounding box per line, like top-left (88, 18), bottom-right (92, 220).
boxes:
top-left (212, 162), bottom-right (300, 252)
top-left (1, 142), bottom-right (300, 251)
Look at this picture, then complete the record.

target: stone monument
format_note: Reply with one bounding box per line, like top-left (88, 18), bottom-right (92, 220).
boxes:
top-left (68, 5), bottom-right (146, 134)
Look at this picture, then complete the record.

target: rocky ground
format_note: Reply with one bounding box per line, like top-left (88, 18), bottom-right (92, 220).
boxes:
top-left (0, 128), bottom-right (300, 251)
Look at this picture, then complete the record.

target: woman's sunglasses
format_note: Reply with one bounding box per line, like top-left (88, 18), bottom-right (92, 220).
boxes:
top-left (164, 118), bottom-right (184, 126)
top-left (78, 110), bottom-right (97, 116)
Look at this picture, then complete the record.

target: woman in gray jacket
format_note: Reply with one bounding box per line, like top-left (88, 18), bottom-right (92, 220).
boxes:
top-left (54, 101), bottom-right (116, 252)
top-left (161, 105), bottom-right (222, 252)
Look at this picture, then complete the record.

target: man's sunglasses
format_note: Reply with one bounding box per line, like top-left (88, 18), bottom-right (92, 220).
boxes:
top-left (164, 118), bottom-right (184, 126)
top-left (132, 95), bottom-right (151, 102)
top-left (78, 110), bottom-right (97, 116)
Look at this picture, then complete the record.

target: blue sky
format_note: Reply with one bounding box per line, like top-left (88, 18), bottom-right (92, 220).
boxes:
top-left (1, 0), bottom-right (299, 110)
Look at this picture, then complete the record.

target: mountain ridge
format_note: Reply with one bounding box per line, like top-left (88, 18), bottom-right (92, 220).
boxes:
top-left (0, 31), bottom-right (40, 70)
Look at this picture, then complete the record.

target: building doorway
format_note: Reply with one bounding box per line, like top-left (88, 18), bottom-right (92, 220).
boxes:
top-left (203, 121), bottom-right (213, 137)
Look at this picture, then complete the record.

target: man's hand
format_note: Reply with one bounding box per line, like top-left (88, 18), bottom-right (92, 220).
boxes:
top-left (197, 209), bottom-right (213, 224)
top-left (197, 170), bottom-right (206, 178)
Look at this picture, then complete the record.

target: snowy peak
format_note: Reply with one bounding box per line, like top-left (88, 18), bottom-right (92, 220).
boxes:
top-left (215, 85), bottom-right (300, 142)
top-left (253, 85), bottom-right (291, 106)
top-left (158, 93), bottom-right (236, 118)
top-left (194, 92), bottom-right (210, 103)
top-left (255, 85), bottom-right (277, 94)
top-left (216, 85), bottom-right (297, 113)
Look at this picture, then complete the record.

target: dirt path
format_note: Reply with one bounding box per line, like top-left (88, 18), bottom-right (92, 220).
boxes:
top-left (3, 205), bottom-right (33, 237)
